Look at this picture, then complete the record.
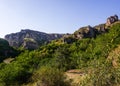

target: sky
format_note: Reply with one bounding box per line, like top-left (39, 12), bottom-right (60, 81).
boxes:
top-left (0, 0), bottom-right (120, 38)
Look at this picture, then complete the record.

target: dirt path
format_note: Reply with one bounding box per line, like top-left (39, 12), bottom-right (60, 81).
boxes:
top-left (65, 69), bottom-right (87, 85)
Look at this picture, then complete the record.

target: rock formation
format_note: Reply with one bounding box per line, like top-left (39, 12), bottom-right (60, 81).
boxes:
top-left (22, 38), bottom-right (39, 50)
top-left (74, 25), bottom-right (96, 39)
top-left (5, 29), bottom-right (63, 49)
top-left (62, 33), bottom-right (76, 44)
top-left (5, 15), bottom-right (119, 46)
top-left (68, 15), bottom-right (119, 40)
top-left (94, 24), bottom-right (107, 34)
top-left (106, 15), bottom-right (119, 26)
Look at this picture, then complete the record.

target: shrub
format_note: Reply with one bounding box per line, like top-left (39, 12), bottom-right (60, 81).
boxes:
top-left (80, 62), bottom-right (120, 86)
top-left (32, 66), bottom-right (70, 86)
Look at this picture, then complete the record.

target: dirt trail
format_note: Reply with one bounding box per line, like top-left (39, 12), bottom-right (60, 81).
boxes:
top-left (65, 69), bottom-right (87, 85)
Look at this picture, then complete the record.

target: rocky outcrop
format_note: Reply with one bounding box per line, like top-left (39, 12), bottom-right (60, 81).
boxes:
top-left (22, 38), bottom-right (39, 50)
top-left (62, 25), bottom-right (104, 42)
top-left (5, 15), bottom-right (119, 46)
top-left (74, 25), bottom-right (96, 39)
top-left (62, 33), bottom-right (76, 44)
top-left (94, 24), bottom-right (107, 34)
top-left (5, 29), bottom-right (63, 49)
top-left (66, 15), bottom-right (119, 40)
top-left (106, 15), bottom-right (119, 26)
top-left (62, 25), bottom-right (97, 43)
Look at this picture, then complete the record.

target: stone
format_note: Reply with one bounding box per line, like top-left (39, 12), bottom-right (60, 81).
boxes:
top-left (106, 15), bottom-right (119, 26)
top-left (74, 25), bottom-right (96, 39)
top-left (62, 34), bottom-right (75, 44)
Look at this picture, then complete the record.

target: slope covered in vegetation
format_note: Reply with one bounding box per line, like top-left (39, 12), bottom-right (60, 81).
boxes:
top-left (0, 21), bottom-right (120, 86)
top-left (0, 38), bottom-right (19, 62)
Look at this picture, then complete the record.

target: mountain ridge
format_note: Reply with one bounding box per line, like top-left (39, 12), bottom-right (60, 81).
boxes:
top-left (62, 15), bottom-right (119, 43)
top-left (5, 29), bottom-right (64, 50)
top-left (4, 15), bottom-right (119, 49)
top-left (1, 15), bottom-right (120, 85)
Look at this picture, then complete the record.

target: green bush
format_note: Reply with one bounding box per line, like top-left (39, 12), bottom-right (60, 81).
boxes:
top-left (32, 66), bottom-right (70, 86)
top-left (80, 61), bottom-right (120, 86)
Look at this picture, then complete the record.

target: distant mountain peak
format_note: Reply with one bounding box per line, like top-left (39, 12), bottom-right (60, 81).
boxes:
top-left (5, 29), bottom-right (63, 50)
top-left (5, 15), bottom-right (120, 49)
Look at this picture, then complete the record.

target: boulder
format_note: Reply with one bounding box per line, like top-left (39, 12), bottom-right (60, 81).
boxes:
top-left (74, 25), bottom-right (96, 39)
top-left (106, 15), bottom-right (119, 26)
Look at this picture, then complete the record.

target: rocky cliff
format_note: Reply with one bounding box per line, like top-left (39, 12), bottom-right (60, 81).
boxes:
top-left (62, 15), bottom-right (119, 43)
top-left (5, 29), bottom-right (63, 49)
top-left (74, 15), bottom-right (119, 39)
top-left (5, 15), bottom-right (119, 48)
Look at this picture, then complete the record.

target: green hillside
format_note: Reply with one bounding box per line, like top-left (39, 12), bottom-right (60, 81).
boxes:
top-left (0, 22), bottom-right (120, 86)
top-left (0, 38), bottom-right (19, 62)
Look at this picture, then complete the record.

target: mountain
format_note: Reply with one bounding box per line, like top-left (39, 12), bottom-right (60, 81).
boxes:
top-left (62, 15), bottom-right (119, 43)
top-left (5, 15), bottom-right (119, 50)
top-left (74, 14), bottom-right (119, 39)
top-left (5, 29), bottom-right (63, 50)
top-left (1, 15), bottom-right (120, 86)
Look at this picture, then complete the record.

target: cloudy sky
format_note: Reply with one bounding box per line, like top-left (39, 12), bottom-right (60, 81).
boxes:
top-left (0, 0), bottom-right (120, 38)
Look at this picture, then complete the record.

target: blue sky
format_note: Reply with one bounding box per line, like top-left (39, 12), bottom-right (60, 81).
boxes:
top-left (0, 0), bottom-right (120, 38)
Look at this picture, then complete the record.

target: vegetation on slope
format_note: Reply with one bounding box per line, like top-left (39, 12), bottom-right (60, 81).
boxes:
top-left (0, 22), bottom-right (120, 86)
top-left (0, 38), bottom-right (19, 62)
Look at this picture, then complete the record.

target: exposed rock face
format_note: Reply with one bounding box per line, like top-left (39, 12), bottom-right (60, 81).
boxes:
top-left (62, 33), bottom-right (76, 44)
top-left (5, 29), bottom-right (63, 49)
top-left (74, 25), bottom-right (96, 39)
top-left (94, 24), bottom-right (107, 34)
top-left (22, 38), bottom-right (39, 50)
top-left (73, 15), bottom-right (119, 40)
top-left (106, 15), bottom-right (119, 26)
top-left (62, 25), bottom-right (97, 43)
top-left (5, 15), bottom-right (119, 46)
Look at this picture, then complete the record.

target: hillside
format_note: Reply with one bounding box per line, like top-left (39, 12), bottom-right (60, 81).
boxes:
top-left (0, 15), bottom-right (120, 86)
top-left (63, 15), bottom-right (119, 43)
top-left (5, 29), bottom-right (63, 50)
top-left (0, 38), bottom-right (18, 62)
